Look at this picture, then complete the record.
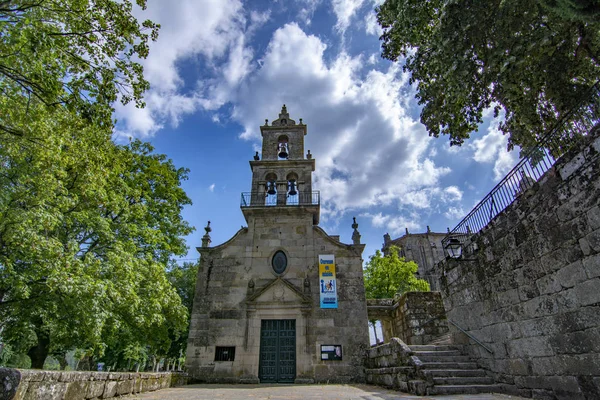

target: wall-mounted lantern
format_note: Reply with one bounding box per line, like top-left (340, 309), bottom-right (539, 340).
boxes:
top-left (445, 238), bottom-right (463, 259)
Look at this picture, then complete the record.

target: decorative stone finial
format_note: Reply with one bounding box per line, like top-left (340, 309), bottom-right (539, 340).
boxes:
top-left (201, 221), bottom-right (212, 248)
top-left (306, 150), bottom-right (312, 159)
top-left (299, 118), bottom-right (303, 124)
top-left (281, 104), bottom-right (287, 115)
top-left (383, 233), bottom-right (391, 243)
top-left (265, 119), bottom-right (268, 126)
top-left (248, 278), bottom-right (255, 294)
top-left (405, 227), bottom-right (409, 235)
top-left (427, 225), bottom-right (431, 233)
top-left (447, 227), bottom-right (451, 233)
top-left (352, 217), bottom-right (361, 245)
top-left (254, 151), bottom-right (260, 161)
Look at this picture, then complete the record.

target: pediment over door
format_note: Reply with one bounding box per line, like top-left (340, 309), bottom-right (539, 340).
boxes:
top-left (246, 278), bottom-right (312, 310)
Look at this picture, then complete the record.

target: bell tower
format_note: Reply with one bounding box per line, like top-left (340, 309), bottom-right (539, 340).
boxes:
top-left (241, 105), bottom-right (319, 225)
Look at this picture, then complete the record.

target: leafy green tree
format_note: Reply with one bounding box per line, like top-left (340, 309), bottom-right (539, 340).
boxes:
top-left (165, 261), bottom-right (198, 369)
top-left (364, 246), bottom-right (430, 300)
top-left (364, 245), bottom-right (429, 343)
top-left (0, 113), bottom-right (193, 368)
top-left (0, 0), bottom-right (159, 133)
top-left (377, 0), bottom-right (600, 151)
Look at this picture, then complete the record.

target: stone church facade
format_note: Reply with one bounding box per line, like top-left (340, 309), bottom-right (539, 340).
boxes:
top-left (186, 106), bottom-right (370, 383)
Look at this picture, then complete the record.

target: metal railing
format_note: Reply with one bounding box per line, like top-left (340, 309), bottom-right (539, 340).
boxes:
top-left (240, 191), bottom-right (320, 208)
top-left (442, 82), bottom-right (600, 250)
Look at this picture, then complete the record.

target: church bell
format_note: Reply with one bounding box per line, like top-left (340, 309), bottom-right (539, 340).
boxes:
top-left (288, 180), bottom-right (297, 196)
top-left (266, 181), bottom-right (276, 195)
top-left (278, 143), bottom-right (289, 159)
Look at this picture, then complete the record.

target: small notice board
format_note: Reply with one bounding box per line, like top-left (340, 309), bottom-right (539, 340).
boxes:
top-left (320, 345), bottom-right (342, 360)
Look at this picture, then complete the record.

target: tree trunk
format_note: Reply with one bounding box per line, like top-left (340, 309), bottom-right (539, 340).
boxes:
top-left (27, 327), bottom-right (50, 369)
top-left (57, 353), bottom-right (68, 370)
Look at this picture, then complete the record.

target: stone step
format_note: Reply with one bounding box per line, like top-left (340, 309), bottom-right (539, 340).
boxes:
top-left (409, 345), bottom-right (461, 352)
top-left (433, 376), bottom-right (495, 385)
top-left (411, 350), bottom-right (462, 357)
top-left (423, 369), bottom-right (488, 378)
top-left (428, 333), bottom-right (452, 345)
top-left (416, 354), bottom-right (473, 363)
top-left (428, 384), bottom-right (501, 395)
top-left (420, 361), bottom-right (478, 370)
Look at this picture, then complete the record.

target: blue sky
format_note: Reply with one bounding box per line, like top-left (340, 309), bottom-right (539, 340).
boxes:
top-left (115, 0), bottom-right (519, 262)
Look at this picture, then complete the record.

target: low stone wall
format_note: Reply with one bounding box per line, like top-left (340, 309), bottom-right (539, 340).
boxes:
top-left (364, 338), bottom-right (426, 395)
top-left (393, 292), bottom-right (448, 345)
top-left (433, 131), bottom-right (600, 399)
top-left (367, 292), bottom-right (449, 345)
top-left (0, 368), bottom-right (189, 400)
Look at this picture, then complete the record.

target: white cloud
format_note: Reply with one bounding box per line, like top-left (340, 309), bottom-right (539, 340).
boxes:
top-left (470, 120), bottom-right (519, 181)
top-left (114, 0), bottom-right (251, 138)
top-left (209, 183), bottom-right (216, 192)
top-left (229, 23), bottom-right (450, 221)
top-left (444, 206), bottom-right (465, 220)
top-left (296, 0), bottom-right (322, 25)
top-left (332, 0), bottom-right (366, 34)
top-left (442, 186), bottom-right (463, 202)
top-left (364, 10), bottom-right (383, 36)
top-left (362, 212), bottom-right (420, 236)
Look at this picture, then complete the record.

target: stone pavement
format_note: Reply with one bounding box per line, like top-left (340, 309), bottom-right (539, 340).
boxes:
top-left (125, 384), bottom-right (529, 399)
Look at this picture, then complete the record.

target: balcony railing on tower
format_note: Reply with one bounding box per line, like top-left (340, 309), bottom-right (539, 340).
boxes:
top-left (240, 191), bottom-right (320, 208)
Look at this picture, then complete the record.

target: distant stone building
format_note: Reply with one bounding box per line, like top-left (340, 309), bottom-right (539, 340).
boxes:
top-left (186, 106), bottom-right (370, 383)
top-left (382, 227), bottom-right (446, 291)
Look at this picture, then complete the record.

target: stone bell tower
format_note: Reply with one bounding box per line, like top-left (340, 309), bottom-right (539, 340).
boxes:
top-left (243, 104), bottom-right (319, 225)
top-left (186, 105), bottom-right (369, 385)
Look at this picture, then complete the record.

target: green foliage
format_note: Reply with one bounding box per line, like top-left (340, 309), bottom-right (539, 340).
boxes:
top-left (165, 261), bottom-right (198, 363)
top-left (377, 0), bottom-right (600, 151)
top-left (0, 0), bottom-right (159, 132)
top-left (0, 104), bottom-right (193, 367)
top-left (0, 0), bottom-right (195, 371)
top-left (363, 246), bottom-right (430, 299)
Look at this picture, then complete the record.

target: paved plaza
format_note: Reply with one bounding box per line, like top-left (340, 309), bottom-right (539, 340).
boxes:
top-left (126, 384), bottom-right (528, 400)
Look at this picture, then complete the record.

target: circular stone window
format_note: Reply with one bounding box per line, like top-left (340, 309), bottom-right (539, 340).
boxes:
top-left (272, 250), bottom-right (288, 275)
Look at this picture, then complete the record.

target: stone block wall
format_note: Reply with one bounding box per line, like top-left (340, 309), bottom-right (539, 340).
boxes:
top-left (434, 132), bottom-right (600, 399)
top-left (392, 292), bottom-right (448, 345)
top-left (364, 338), bottom-right (425, 395)
top-left (368, 292), bottom-right (449, 345)
top-left (0, 368), bottom-right (188, 400)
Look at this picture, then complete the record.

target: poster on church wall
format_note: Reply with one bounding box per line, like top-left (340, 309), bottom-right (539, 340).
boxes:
top-left (319, 254), bottom-right (338, 308)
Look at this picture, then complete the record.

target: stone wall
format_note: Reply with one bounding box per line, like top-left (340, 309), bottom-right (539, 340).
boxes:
top-left (434, 132), bottom-right (600, 399)
top-left (364, 338), bottom-right (426, 395)
top-left (0, 368), bottom-right (188, 400)
top-left (367, 292), bottom-right (449, 345)
top-left (391, 292), bottom-right (448, 345)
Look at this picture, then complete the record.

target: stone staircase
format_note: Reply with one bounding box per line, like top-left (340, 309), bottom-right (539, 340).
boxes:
top-left (409, 343), bottom-right (500, 395)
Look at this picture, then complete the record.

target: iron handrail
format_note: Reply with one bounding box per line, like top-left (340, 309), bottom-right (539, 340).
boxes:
top-left (240, 191), bottom-right (320, 207)
top-left (443, 82), bottom-right (600, 250)
top-left (448, 319), bottom-right (493, 354)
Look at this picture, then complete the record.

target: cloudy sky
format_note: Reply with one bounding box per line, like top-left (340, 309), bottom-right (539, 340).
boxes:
top-left (116, 0), bottom-right (519, 262)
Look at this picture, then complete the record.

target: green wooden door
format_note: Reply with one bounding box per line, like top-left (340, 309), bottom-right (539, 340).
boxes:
top-left (259, 319), bottom-right (296, 383)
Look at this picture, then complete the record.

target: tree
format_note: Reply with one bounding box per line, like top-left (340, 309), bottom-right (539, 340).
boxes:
top-left (0, 0), bottom-right (159, 134)
top-left (364, 246), bottom-right (430, 299)
top-left (165, 261), bottom-right (198, 370)
top-left (0, 114), bottom-right (193, 368)
top-left (363, 246), bottom-right (429, 342)
top-left (377, 0), bottom-right (600, 151)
